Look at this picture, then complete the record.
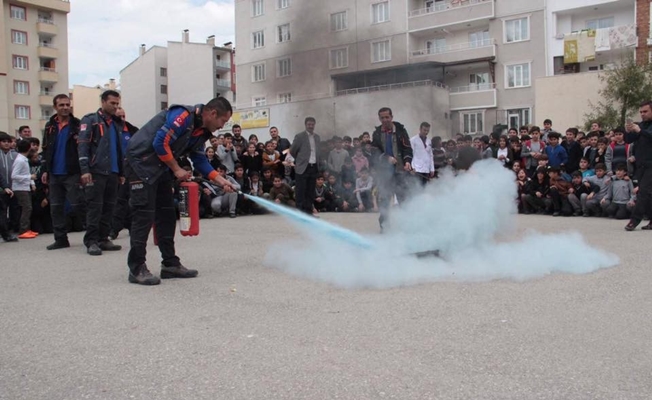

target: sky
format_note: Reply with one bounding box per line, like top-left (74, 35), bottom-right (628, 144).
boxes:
top-left (67, 0), bottom-right (235, 87)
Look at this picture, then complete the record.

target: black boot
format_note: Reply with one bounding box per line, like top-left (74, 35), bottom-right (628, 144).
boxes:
top-left (160, 264), bottom-right (199, 279)
top-left (128, 264), bottom-right (161, 285)
top-left (99, 240), bottom-right (122, 251)
top-left (47, 240), bottom-right (70, 250)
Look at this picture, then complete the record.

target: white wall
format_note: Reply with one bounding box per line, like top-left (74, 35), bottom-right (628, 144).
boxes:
top-left (120, 46), bottom-right (167, 127)
top-left (168, 41), bottom-right (215, 105)
top-left (225, 84), bottom-right (451, 142)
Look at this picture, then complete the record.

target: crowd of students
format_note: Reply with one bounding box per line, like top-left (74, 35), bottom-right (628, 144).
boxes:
top-left (0, 116), bottom-right (649, 244)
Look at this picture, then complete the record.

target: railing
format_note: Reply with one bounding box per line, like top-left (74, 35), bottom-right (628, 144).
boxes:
top-left (38, 17), bottom-right (54, 24)
top-left (411, 39), bottom-right (494, 57)
top-left (40, 67), bottom-right (56, 72)
top-left (39, 42), bottom-right (56, 48)
top-left (410, 0), bottom-right (491, 17)
top-left (216, 78), bottom-right (231, 87)
top-left (449, 83), bottom-right (496, 93)
top-left (40, 91), bottom-right (53, 96)
top-left (335, 80), bottom-right (446, 96)
top-left (215, 60), bottom-right (230, 69)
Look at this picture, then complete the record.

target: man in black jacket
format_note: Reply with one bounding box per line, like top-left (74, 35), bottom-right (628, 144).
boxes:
top-left (78, 90), bottom-right (124, 256)
top-left (625, 101), bottom-right (652, 231)
top-left (371, 107), bottom-right (413, 231)
top-left (41, 94), bottom-right (85, 250)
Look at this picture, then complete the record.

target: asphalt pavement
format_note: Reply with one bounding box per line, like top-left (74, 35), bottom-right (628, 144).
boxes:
top-left (1, 213), bottom-right (650, 400)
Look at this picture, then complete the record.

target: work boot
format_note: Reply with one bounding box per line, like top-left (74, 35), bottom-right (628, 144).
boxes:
top-left (128, 264), bottom-right (161, 286)
top-left (2, 234), bottom-right (18, 242)
top-left (160, 264), bottom-right (199, 279)
top-left (625, 220), bottom-right (639, 232)
top-left (47, 240), bottom-right (70, 250)
top-left (641, 223), bottom-right (652, 231)
top-left (99, 240), bottom-right (122, 251)
top-left (109, 230), bottom-right (119, 240)
top-left (87, 243), bottom-right (102, 256)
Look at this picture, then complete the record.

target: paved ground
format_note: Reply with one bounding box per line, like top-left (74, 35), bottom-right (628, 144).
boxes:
top-left (1, 213), bottom-right (650, 400)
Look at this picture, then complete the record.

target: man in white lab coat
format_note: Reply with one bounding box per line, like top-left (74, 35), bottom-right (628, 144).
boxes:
top-left (409, 122), bottom-right (435, 184)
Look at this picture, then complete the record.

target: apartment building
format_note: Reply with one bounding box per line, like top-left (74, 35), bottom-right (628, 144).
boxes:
top-left (120, 31), bottom-right (235, 128)
top-left (234, 0), bottom-right (546, 139)
top-left (535, 0), bottom-right (638, 130)
top-left (0, 0), bottom-right (70, 137)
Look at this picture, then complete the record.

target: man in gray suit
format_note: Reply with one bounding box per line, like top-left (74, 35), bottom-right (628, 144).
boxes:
top-left (290, 117), bottom-right (321, 215)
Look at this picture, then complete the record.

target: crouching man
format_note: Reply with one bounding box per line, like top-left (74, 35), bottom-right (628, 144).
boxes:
top-left (125, 98), bottom-right (236, 285)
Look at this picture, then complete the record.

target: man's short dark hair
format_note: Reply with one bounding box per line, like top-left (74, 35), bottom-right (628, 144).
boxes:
top-left (420, 122), bottom-right (431, 129)
top-left (205, 97), bottom-right (233, 115)
top-left (378, 107), bottom-right (392, 116)
top-left (53, 94), bottom-right (70, 106)
top-left (304, 117), bottom-right (315, 125)
top-left (18, 126), bottom-right (30, 134)
top-left (269, 126), bottom-right (278, 131)
top-left (101, 90), bottom-right (120, 101)
top-left (616, 163), bottom-right (627, 172)
top-left (640, 101), bottom-right (652, 109)
top-left (17, 139), bottom-right (31, 153)
top-left (232, 124), bottom-right (241, 130)
top-left (544, 119), bottom-right (552, 125)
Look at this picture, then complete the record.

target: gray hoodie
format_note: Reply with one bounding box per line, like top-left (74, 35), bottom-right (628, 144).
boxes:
top-left (605, 177), bottom-right (635, 204)
top-left (584, 174), bottom-right (611, 200)
top-left (0, 149), bottom-right (17, 190)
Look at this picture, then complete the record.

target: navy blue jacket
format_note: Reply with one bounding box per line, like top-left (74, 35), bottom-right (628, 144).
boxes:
top-left (78, 109), bottom-right (125, 176)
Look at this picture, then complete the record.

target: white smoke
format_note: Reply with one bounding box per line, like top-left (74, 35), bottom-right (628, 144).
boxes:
top-left (264, 160), bottom-right (619, 289)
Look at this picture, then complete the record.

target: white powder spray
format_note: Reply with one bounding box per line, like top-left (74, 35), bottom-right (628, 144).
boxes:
top-left (263, 160), bottom-right (619, 289)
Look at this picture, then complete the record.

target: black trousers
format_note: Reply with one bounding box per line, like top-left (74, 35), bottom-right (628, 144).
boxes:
top-left (606, 203), bottom-right (632, 220)
top-left (0, 192), bottom-right (11, 238)
top-left (377, 167), bottom-right (408, 228)
top-left (632, 165), bottom-right (652, 224)
top-left (49, 174), bottom-right (85, 242)
top-left (295, 164), bottom-right (319, 214)
top-left (127, 169), bottom-right (179, 273)
top-left (83, 173), bottom-right (119, 247)
top-left (549, 189), bottom-right (573, 215)
top-left (111, 181), bottom-right (131, 234)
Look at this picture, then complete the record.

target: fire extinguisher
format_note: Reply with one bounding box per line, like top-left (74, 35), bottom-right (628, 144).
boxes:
top-left (178, 181), bottom-right (200, 237)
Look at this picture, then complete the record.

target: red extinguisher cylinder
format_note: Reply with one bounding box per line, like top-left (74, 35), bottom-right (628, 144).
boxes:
top-left (179, 181), bottom-right (200, 237)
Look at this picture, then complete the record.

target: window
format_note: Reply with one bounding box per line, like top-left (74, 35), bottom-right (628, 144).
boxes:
top-left (10, 5), bottom-right (26, 20)
top-left (15, 106), bottom-right (30, 120)
top-left (469, 30), bottom-right (490, 47)
top-left (506, 109), bottom-right (531, 130)
top-left (252, 63), bottom-right (266, 82)
top-left (252, 30), bottom-right (265, 49)
top-left (462, 112), bottom-right (483, 134)
top-left (331, 11), bottom-right (348, 32)
top-left (506, 63), bottom-right (531, 88)
top-left (277, 24), bottom-right (291, 43)
top-left (253, 96), bottom-right (267, 107)
top-left (14, 81), bottom-right (29, 95)
top-left (11, 30), bottom-right (27, 45)
top-left (161, 102), bottom-right (168, 110)
top-left (372, 1), bottom-right (390, 24)
top-left (426, 38), bottom-right (446, 54)
top-left (279, 93), bottom-right (292, 103)
top-left (372, 40), bottom-right (391, 63)
top-left (12, 55), bottom-right (28, 70)
top-left (277, 58), bottom-right (292, 77)
top-left (160, 67), bottom-right (167, 77)
top-left (277, 0), bottom-right (289, 9)
top-left (160, 84), bottom-right (167, 94)
top-left (426, 0), bottom-right (445, 11)
top-left (504, 17), bottom-right (529, 43)
top-left (586, 17), bottom-right (614, 30)
top-left (469, 73), bottom-right (490, 90)
top-left (252, 0), bottom-right (264, 16)
top-left (330, 48), bottom-right (349, 69)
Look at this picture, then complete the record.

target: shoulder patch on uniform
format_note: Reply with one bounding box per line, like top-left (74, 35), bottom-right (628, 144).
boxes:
top-left (173, 111), bottom-right (191, 128)
top-left (80, 124), bottom-right (87, 131)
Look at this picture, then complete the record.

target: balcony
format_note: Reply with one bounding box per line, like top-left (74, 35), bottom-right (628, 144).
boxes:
top-left (19, 0), bottom-right (70, 13)
top-left (410, 39), bottom-right (495, 65)
top-left (39, 68), bottom-right (59, 83)
top-left (409, 0), bottom-right (494, 32)
top-left (215, 60), bottom-right (230, 70)
top-left (215, 78), bottom-right (231, 88)
top-left (37, 43), bottom-right (58, 59)
top-left (39, 93), bottom-right (54, 106)
top-left (36, 18), bottom-right (58, 36)
top-left (449, 83), bottom-right (497, 110)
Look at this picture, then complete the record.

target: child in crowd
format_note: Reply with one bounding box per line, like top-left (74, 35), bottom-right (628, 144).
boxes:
top-left (12, 140), bottom-right (37, 238)
top-left (567, 171), bottom-right (596, 216)
top-left (314, 176), bottom-right (334, 213)
top-left (581, 163), bottom-right (611, 217)
top-left (261, 168), bottom-right (275, 197)
top-left (545, 132), bottom-right (568, 168)
top-left (248, 171), bottom-right (264, 197)
top-left (269, 175), bottom-right (295, 207)
top-left (496, 135), bottom-right (514, 168)
top-left (211, 165), bottom-right (241, 218)
top-left (340, 156), bottom-right (357, 185)
top-left (516, 169), bottom-right (531, 213)
top-left (241, 142), bottom-right (262, 177)
top-left (583, 133), bottom-right (599, 168)
top-left (605, 128), bottom-right (631, 175)
top-left (593, 137), bottom-right (608, 168)
top-left (351, 147), bottom-right (369, 173)
top-left (354, 168), bottom-right (375, 212)
top-left (432, 136), bottom-right (447, 172)
top-left (547, 166), bottom-right (572, 216)
top-left (337, 180), bottom-right (360, 212)
top-left (522, 127), bottom-right (546, 176)
top-left (537, 154), bottom-right (550, 171)
top-left (578, 157), bottom-right (595, 178)
top-left (262, 141), bottom-right (283, 177)
top-left (328, 136), bottom-right (350, 176)
top-left (601, 164), bottom-right (636, 219)
top-left (512, 161), bottom-right (522, 175)
top-left (522, 166), bottom-right (551, 214)
top-left (232, 164), bottom-right (252, 215)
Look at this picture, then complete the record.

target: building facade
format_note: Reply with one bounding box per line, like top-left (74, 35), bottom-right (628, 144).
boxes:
top-left (234, 0), bottom-right (546, 139)
top-left (120, 31), bottom-right (235, 128)
top-left (0, 0), bottom-right (70, 137)
top-left (69, 78), bottom-right (118, 119)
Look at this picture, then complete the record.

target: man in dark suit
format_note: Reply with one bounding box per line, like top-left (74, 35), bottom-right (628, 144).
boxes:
top-left (290, 117), bottom-right (321, 215)
top-left (372, 107), bottom-right (413, 232)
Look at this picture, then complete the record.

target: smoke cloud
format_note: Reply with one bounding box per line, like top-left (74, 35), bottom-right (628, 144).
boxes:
top-left (263, 160), bottom-right (619, 289)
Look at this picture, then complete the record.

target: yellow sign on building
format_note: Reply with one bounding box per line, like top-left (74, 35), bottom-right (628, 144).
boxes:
top-left (224, 108), bottom-right (270, 130)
